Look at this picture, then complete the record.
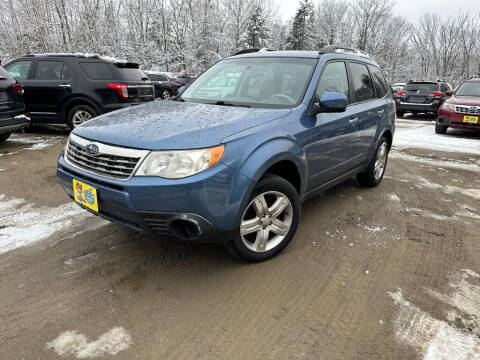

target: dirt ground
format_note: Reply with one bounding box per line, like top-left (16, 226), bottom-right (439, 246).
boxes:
top-left (0, 117), bottom-right (479, 360)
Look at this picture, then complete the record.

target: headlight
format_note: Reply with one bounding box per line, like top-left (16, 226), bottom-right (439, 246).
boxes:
top-left (135, 145), bottom-right (225, 178)
top-left (442, 102), bottom-right (455, 111)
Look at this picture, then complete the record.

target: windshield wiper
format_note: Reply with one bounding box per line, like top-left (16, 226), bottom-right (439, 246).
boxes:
top-left (214, 101), bottom-right (251, 108)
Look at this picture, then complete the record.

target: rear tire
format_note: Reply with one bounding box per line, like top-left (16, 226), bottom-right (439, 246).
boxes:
top-left (435, 123), bottom-right (448, 134)
top-left (67, 104), bottom-right (97, 129)
top-left (227, 174), bottom-right (301, 262)
top-left (0, 132), bottom-right (11, 143)
top-left (161, 89), bottom-right (171, 100)
top-left (357, 137), bottom-right (389, 187)
top-left (396, 111), bottom-right (404, 118)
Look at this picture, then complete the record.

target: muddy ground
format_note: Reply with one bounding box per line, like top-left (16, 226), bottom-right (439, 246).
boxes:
top-left (0, 117), bottom-right (479, 360)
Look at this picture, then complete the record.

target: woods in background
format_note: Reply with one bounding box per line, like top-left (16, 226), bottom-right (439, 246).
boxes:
top-left (1, 0), bottom-right (479, 83)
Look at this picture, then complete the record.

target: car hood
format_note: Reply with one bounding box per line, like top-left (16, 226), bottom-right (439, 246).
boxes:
top-left (73, 100), bottom-right (291, 150)
top-left (447, 95), bottom-right (480, 106)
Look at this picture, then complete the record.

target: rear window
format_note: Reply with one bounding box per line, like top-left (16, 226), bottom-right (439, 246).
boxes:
top-left (404, 83), bottom-right (439, 91)
top-left (79, 62), bottom-right (114, 80)
top-left (0, 66), bottom-right (13, 80)
top-left (349, 62), bottom-right (375, 103)
top-left (368, 65), bottom-right (388, 98)
top-left (118, 68), bottom-right (148, 81)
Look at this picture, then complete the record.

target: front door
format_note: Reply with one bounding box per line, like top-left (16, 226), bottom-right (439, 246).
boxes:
top-left (301, 61), bottom-right (360, 191)
top-left (27, 59), bottom-right (73, 123)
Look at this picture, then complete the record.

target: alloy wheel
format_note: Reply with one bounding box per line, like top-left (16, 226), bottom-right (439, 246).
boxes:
top-left (374, 142), bottom-right (388, 180)
top-left (240, 191), bottom-right (293, 252)
top-left (72, 110), bottom-right (93, 127)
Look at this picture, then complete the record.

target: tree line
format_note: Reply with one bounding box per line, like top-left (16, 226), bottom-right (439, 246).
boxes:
top-left (1, 0), bottom-right (479, 84)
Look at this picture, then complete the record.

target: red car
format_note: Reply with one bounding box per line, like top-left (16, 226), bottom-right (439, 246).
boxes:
top-left (436, 79), bottom-right (480, 134)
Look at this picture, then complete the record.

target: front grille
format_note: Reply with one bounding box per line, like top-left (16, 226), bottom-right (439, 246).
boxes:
top-left (65, 134), bottom-right (147, 180)
top-left (455, 105), bottom-right (480, 115)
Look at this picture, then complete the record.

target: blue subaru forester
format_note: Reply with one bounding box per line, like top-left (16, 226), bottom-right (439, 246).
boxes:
top-left (57, 46), bottom-right (395, 262)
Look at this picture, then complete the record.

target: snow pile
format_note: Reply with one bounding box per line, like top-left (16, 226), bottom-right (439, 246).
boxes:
top-left (46, 327), bottom-right (132, 359)
top-left (0, 135), bottom-right (60, 157)
top-left (393, 120), bottom-right (480, 155)
top-left (0, 195), bottom-right (89, 254)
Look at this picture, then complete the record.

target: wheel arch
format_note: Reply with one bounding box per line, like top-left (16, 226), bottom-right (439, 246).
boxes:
top-left (62, 96), bottom-right (102, 123)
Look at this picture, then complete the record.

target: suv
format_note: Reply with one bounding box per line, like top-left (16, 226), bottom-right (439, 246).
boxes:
top-left (436, 78), bottom-right (480, 134)
top-left (4, 54), bottom-right (154, 128)
top-left (0, 64), bottom-right (29, 142)
top-left (145, 71), bottom-right (180, 99)
top-left (57, 46), bottom-right (395, 262)
top-left (395, 80), bottom-right (451, 118)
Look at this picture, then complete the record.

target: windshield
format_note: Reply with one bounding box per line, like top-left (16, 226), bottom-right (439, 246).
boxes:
top-left (455, 82), bottom-right (480, 97)
top-left (180, 57), bottom-right (317, 108)
top-left (404, 83), bottom-right (439, 92)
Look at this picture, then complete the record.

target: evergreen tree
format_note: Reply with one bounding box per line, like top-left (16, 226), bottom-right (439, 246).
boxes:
top-left (245, 5), bottom-right (269, 49)
top-left (287, 0), bottom-right (315, 50)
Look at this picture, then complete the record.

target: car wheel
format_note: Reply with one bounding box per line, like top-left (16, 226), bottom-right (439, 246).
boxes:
top-left (161, 89), bottom-right (171, 100)
top-left (0, 132), bottom-right (11, 143)
top-left (435, 123), bottom-right (448, 134)
top-left (67, 105), bottom-right (97, 129)
top-left (227, 174), bottom-right (301, 262)
top-left (396, 111), bottom-right (404, 118)
top-left (357, 137), bottom-right (389, 187)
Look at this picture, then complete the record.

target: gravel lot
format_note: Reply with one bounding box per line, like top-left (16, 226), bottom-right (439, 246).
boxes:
top-left (1, 116), bottom-right (479, 360)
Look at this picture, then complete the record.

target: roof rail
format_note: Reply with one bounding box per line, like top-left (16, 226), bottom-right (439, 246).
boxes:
top-left (232, 48), bottom-right (275, 56)
top-left (318, 45), bottom-right (372, 59)
top-left (24, 53), bottom-right (101, 59)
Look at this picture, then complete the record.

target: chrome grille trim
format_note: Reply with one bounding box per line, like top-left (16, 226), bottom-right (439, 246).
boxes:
top-left (65, 133), bottom-right (149, 181)
top-left (455, 105), bottom-right (480, 115)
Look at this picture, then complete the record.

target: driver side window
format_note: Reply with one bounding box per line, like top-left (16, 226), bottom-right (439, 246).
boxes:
top-left (315, 62), bottom-right (349, 102)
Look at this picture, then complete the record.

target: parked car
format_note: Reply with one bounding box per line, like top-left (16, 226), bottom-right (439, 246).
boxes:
top-left (395, 80), bottom-right (452, 118)
top-left (145, 71), bottom-right (180, 99)
top-left (0, 64), bottom-right (29, 142)
top-left (57, 46), bottom-right (395, 262)
top-left (4, 54), bottom-right (154, 128)
top-left (436, 78), bottom-right (480, 134)
top-left (391, 82), bottom-right (406, 93)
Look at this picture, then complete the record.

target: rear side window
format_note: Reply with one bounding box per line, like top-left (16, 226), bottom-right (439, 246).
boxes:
top-left (34, 60), bottom-right (71, 80)
top-left (404, 83), bottom-right (438, 92)
top-left (79, 62), bottom-right (114, 80)
top-left (349, 62), bottom-right (374, 103)
top-left (117, 68), bottom-right (147, 81)
top-left (368, 66), bottom-right (388, 98)
top-left (5, 60), bottom-right (32, 80)
top-left (315, 61), bottom-right (349, 101)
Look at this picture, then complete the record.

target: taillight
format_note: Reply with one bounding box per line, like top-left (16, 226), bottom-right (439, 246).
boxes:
top-left (185, 83), bottom-right (190, 87)
top-left (430, 92), bottom-right (442, 98)
top-left (107, 83), bottom-right (128, 99)
top-left (171, 81), bottom-right (176, 86)
top-left (397, 91), bottom-right (406, 96)
top-left (11, 83), bottom-right (24, 95)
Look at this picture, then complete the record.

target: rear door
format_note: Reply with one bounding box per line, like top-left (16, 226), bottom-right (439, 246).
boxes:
top-left (303, 61), bottom-right (361, 190)
top-left (27, 59), bottom-right (73, 122)
top-left (346, 62), bottom-right (379, 164)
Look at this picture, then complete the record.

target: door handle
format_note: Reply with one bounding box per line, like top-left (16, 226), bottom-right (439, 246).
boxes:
top-left (349, 118), bottom-right (359, 124)
top-left (58, 84), bottom-right (71, 88)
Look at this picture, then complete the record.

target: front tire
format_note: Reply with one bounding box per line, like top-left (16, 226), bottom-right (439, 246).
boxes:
top-left (435, 123), bottom-right (448, 134)
top-left (357, 137), bottom-right (389, 187)
top-left (0, 132), bottom-right (11, 143)
top-left (227, 174), bottom-right (301, 262)
top-left (67, 104), bottom-right (97, 129)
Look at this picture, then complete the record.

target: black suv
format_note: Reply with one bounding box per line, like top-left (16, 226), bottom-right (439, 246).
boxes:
top-left (4, 54), bottom-right (154, 128)
top-left (145, 71), bottom-right (180, 99)
top-left (0, 64), bottom-right (29, 142)
top-left (395, 80), bottom-right (452, 118)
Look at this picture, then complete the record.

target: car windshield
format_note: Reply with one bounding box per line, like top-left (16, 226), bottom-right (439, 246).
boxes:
top-left (180, 57), bottom-right (317, 108)
top-left (404, 83), bottom-right (439, 92)
top-left (455, 82), bottom-right (480, 97)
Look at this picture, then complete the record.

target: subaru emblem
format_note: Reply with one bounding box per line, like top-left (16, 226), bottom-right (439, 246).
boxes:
top-left (86, 143), bottom-right (99, 156)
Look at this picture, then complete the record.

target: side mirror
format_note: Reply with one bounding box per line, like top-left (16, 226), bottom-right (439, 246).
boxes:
top-left (445, 90), bottom-right (453, 96)
top-left (177, 86), bottom-right (187, 95)
top-left (311, 91), bottom-right (348, 115)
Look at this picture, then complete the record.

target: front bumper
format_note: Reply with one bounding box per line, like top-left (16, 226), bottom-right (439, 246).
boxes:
top-left (396, 101), bottom-right (440, 113)
top-left (56, 151), bottom-right (252, 243)
top-left (437, 111), bottom-right (480, 131)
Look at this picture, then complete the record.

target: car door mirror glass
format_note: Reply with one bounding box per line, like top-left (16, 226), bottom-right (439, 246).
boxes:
top-left (315, 91), bottom-right (348, 113)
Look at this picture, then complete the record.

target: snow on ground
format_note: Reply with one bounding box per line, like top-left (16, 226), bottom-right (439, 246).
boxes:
top-left (393, 119), bottom-right (480, 155)
top-left (0, 194), bottom-right (91, 254)
top-left (0, 134), bottom-right (61, 157)
top-left (389, 269), bottom-right (480, 360)
top-left (46, 327), bottom-right (132, 359)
